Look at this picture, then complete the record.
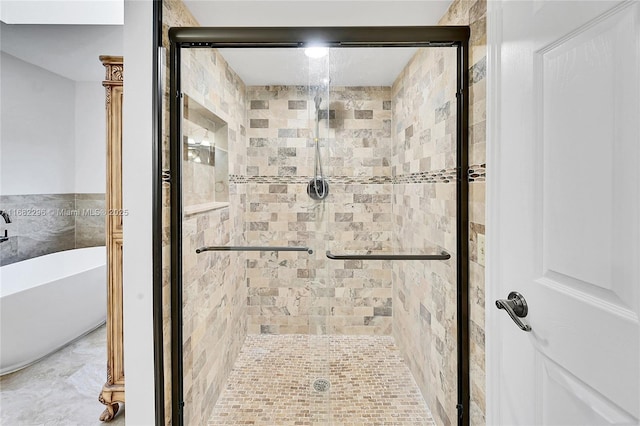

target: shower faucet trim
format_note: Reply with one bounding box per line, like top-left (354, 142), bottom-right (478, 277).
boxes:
top-left (0, 210), bottom-right (11, 243)
top-left (307, 93), bottom-right (330, 200)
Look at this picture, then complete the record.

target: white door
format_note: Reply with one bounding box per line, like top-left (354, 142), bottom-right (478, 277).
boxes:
top-left (487, 1), bottom-right (640, 425)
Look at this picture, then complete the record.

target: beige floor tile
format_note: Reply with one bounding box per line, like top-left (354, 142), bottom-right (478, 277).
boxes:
top-left (209, 334), bottom-right (434, 425)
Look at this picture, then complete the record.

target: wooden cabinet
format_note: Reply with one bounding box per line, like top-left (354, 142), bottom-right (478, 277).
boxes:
top-left (98, 56), bottom-right (125, 422)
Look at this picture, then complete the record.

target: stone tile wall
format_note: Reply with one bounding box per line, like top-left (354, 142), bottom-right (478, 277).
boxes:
top-left (75, 193), bottom-right (107, 248)
top-left (162, 0), bottom-right (248, 423)
top-left (181, 205), bottom-right (246, 424)
top-left (391, 1), bottom-right (487, 425)
top-left (391, 45), bottom-right (459, 426)
top-left (180, 48), bottom-right (248, 426)
top-left (0, 193), bottom-right (105, 266)
top-left (161, 2), bottom-right (196, 420)
top-left (244, 85), bottom-right (394, 335)
top-left (442, 2), bottom-right (487, 424)
top-left (182, 95), bottom-right (231, 207)
top-left (162, 2), bottom-right (487, 423)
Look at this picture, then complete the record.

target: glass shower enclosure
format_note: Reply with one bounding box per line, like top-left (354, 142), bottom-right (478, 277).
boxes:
top-left (169, 27), bottom-right (470, 426)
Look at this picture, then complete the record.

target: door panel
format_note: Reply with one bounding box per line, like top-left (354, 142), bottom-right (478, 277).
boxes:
top-left (541, 357), bottom-right (637, 425)
top-left (539, 5), bottom-right (637, 300)
top-left (540, 22), bottom-right (615, 289)
top-left (530, 283), bottom-right (639, 418)
top-left (533, 3), bottom-right (640, 417)
top-left (493, 1), bottom-right (640, 424)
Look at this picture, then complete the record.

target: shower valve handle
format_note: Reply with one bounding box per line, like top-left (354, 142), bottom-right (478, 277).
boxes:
top-left (495, 291), bottom-right (531, 332)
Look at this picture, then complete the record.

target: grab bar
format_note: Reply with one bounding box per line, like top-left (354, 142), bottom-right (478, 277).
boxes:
top-left (196, 245), bottom-right (314, 254)
top-left (326, 250), bottom-right (450, 260)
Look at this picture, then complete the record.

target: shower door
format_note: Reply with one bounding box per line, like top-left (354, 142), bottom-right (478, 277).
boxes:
top-left (169, 27), bottom-right (470, 426)
top-left (322, 45), bottom-right (462, 425)
top-left (175, 44), bottom-right (335, 425)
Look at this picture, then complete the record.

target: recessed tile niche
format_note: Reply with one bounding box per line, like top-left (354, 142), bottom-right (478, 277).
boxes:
top-left (183, 95), bottom-right (229, 214)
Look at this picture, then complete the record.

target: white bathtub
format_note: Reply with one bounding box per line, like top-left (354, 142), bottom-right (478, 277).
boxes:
top-left (0, 247), bottom-right (106, 375)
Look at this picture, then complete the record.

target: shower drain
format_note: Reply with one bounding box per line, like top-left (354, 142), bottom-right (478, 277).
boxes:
top-left (313, 378), bottom-right (330, 392)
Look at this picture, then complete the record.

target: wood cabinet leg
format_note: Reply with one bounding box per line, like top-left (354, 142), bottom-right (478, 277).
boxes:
top-left (98, 391), bottom-right (119, 422)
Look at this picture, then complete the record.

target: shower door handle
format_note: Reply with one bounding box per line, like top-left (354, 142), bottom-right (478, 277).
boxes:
top-left (196, 245), bottom-right (314, 254)
top-left (326, 250), bottom-right (450, 260)
top-left (495, 291), bottom-right (532, 332)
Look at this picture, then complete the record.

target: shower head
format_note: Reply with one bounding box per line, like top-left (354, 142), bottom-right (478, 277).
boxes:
top-left (314, 94), bottom-right (322, 111)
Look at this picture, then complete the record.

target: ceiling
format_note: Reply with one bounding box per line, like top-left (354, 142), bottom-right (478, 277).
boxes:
top-left (184, 0), bottom-right (452, 86)
top-left (0, 23), bottom-right (123, 82)
top-left (217, 47), bottom-right (419, 86)
top-left (0, 1), bottom-right (452, 85)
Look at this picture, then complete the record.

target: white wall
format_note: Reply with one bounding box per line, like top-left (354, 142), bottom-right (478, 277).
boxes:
top-left (75, 81), bottom-right (106, 193)
top-left (0, 0), bottom-right (123, 25)
top-left (122, 0), bottom-right (155, 423)
top-left (1, 52), bottom-right (76, 195)
top-left (0, 53), bottom-right (106, 195)
top-left (0, 22), bottom-right (124, 82)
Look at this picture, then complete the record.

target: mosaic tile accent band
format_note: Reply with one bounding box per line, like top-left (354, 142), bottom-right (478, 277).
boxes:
top-left (230, 165), bottom-right (485, 186)
top-left (229, 174), bottom-right (392, 185)
top-left (468, 163), bottom-right (486, 182)
top-left (393, 168), bottom-right (457, 184)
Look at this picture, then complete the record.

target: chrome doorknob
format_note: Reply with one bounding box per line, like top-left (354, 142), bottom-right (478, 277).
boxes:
top-left (496, 291), bottom-right (532, 332)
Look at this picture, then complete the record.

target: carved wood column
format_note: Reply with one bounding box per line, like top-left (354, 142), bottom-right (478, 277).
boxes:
top-left (98, 55), bottom-right (125, 422)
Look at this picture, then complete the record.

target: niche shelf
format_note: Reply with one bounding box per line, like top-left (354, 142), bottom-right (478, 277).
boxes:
top-left (183, 95), bottom-right (229, 213)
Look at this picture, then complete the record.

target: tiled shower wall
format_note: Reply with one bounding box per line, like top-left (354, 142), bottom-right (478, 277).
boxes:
top-left (391, 45), bottom-right (459, 426)
top-left (162, 0), bottom-right (248, 423)
top-left (443, 1), bottom-right (487, 424)
top-left (0, 193), bottom-right (105, 266)
top-left (244, 85), bottom-right (394, 335)
top-left (163, 1), bottom-right (487, 424)
top-left (180, 49), bottom-right (248, 426)
top-left (391, 0), bottom-right (487, 425)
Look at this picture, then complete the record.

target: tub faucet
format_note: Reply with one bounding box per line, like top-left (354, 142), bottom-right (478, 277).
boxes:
top-left (0, 210), bottom-right (10, 243)
top-left (0, 210), bottom-right (10, 224)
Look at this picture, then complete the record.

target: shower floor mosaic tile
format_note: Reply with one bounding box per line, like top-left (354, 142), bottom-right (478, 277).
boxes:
top-left (208, 334), bottom-right (434, 425)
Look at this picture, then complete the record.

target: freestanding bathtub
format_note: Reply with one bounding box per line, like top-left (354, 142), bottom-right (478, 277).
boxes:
top-left (0, 246), bottom-right (106, 375)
